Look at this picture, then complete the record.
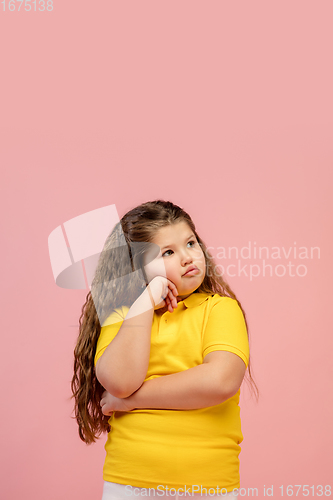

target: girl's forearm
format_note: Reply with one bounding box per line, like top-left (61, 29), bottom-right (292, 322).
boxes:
top-left (126, 363), bottom-right (231, 410)
top-left (96, 291), bottom-right (154, 398)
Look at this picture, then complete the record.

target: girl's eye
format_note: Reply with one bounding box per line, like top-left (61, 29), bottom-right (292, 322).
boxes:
top-left (162, 240), bottom-right (196, 257)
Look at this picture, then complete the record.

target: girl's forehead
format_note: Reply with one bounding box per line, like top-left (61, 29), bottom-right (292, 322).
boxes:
top-left (153, 222), bottom-right (192, 242)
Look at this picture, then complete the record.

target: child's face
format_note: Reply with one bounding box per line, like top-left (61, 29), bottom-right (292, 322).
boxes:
top-left (143, 221), bottom-right (206, 300)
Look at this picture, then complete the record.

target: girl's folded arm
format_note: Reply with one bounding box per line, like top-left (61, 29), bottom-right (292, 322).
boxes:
top-left (122, 352), bottom-right (246, 410)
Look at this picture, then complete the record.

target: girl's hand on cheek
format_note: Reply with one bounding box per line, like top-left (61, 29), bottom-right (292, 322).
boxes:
top-left (146, 276), bottom-right (178, 312)
top-left (164, 286), bottom-right (179, 312)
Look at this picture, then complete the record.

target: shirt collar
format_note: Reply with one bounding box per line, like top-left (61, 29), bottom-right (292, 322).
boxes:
top-left (182, 292), bottom-right (212, 308)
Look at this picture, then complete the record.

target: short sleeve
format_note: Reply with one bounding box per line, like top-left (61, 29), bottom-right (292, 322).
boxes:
top-left (94, 306), bottom-right (129, 367)
top-left (202, 297), bottom-right (249, 368)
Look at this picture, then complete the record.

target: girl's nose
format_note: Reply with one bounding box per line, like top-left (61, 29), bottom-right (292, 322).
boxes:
top-left (180, 251), bottom-right (193, 266)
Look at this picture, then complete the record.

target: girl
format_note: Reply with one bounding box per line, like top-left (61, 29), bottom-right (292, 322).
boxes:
top-left (71, 200), bottom-right (259, 500)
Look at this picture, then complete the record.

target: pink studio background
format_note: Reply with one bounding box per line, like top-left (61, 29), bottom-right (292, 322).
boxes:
top-left (1, 2), bottom-right (332, 500)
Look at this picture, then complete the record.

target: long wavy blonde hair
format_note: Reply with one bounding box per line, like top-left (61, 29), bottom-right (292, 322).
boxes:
top-left (71, 200), bottom-right (259, 444)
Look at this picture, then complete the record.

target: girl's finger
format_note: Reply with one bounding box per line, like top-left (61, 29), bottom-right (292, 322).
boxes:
top-left (167, 285), bottom-right (177, 299)
top-left (167, 291), bottom-right (177, 312)
top-left (168, 286), bottom-right (178, 300)
top-left (168, 281), bottom-right (178, 297)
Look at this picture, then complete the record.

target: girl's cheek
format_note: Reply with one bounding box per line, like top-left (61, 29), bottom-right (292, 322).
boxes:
top-left (145, 258), bottom-right (167, 279)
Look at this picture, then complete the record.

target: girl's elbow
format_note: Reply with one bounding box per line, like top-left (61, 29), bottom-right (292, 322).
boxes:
top-left (95, 359), bottom-right (122, 398)
top-left (96, 372), bottom-right (120, 398)
top-left (104, 382), bottom-right (140, 399)
top-left (115, 377), bottom-right (145, 398)
top-left (96, 362), bottom-right (141, 399)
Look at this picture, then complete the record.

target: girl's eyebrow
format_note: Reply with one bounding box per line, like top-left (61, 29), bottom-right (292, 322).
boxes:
top-left (161, 234), bottom-right (195, 251)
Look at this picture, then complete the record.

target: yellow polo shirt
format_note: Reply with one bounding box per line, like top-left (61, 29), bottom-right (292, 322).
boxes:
top-left (94, 292), bottom-right (249, 494)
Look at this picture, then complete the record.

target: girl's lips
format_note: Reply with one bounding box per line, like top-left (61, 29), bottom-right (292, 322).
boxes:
top-left (183, 267), bottom-right (199, 276)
